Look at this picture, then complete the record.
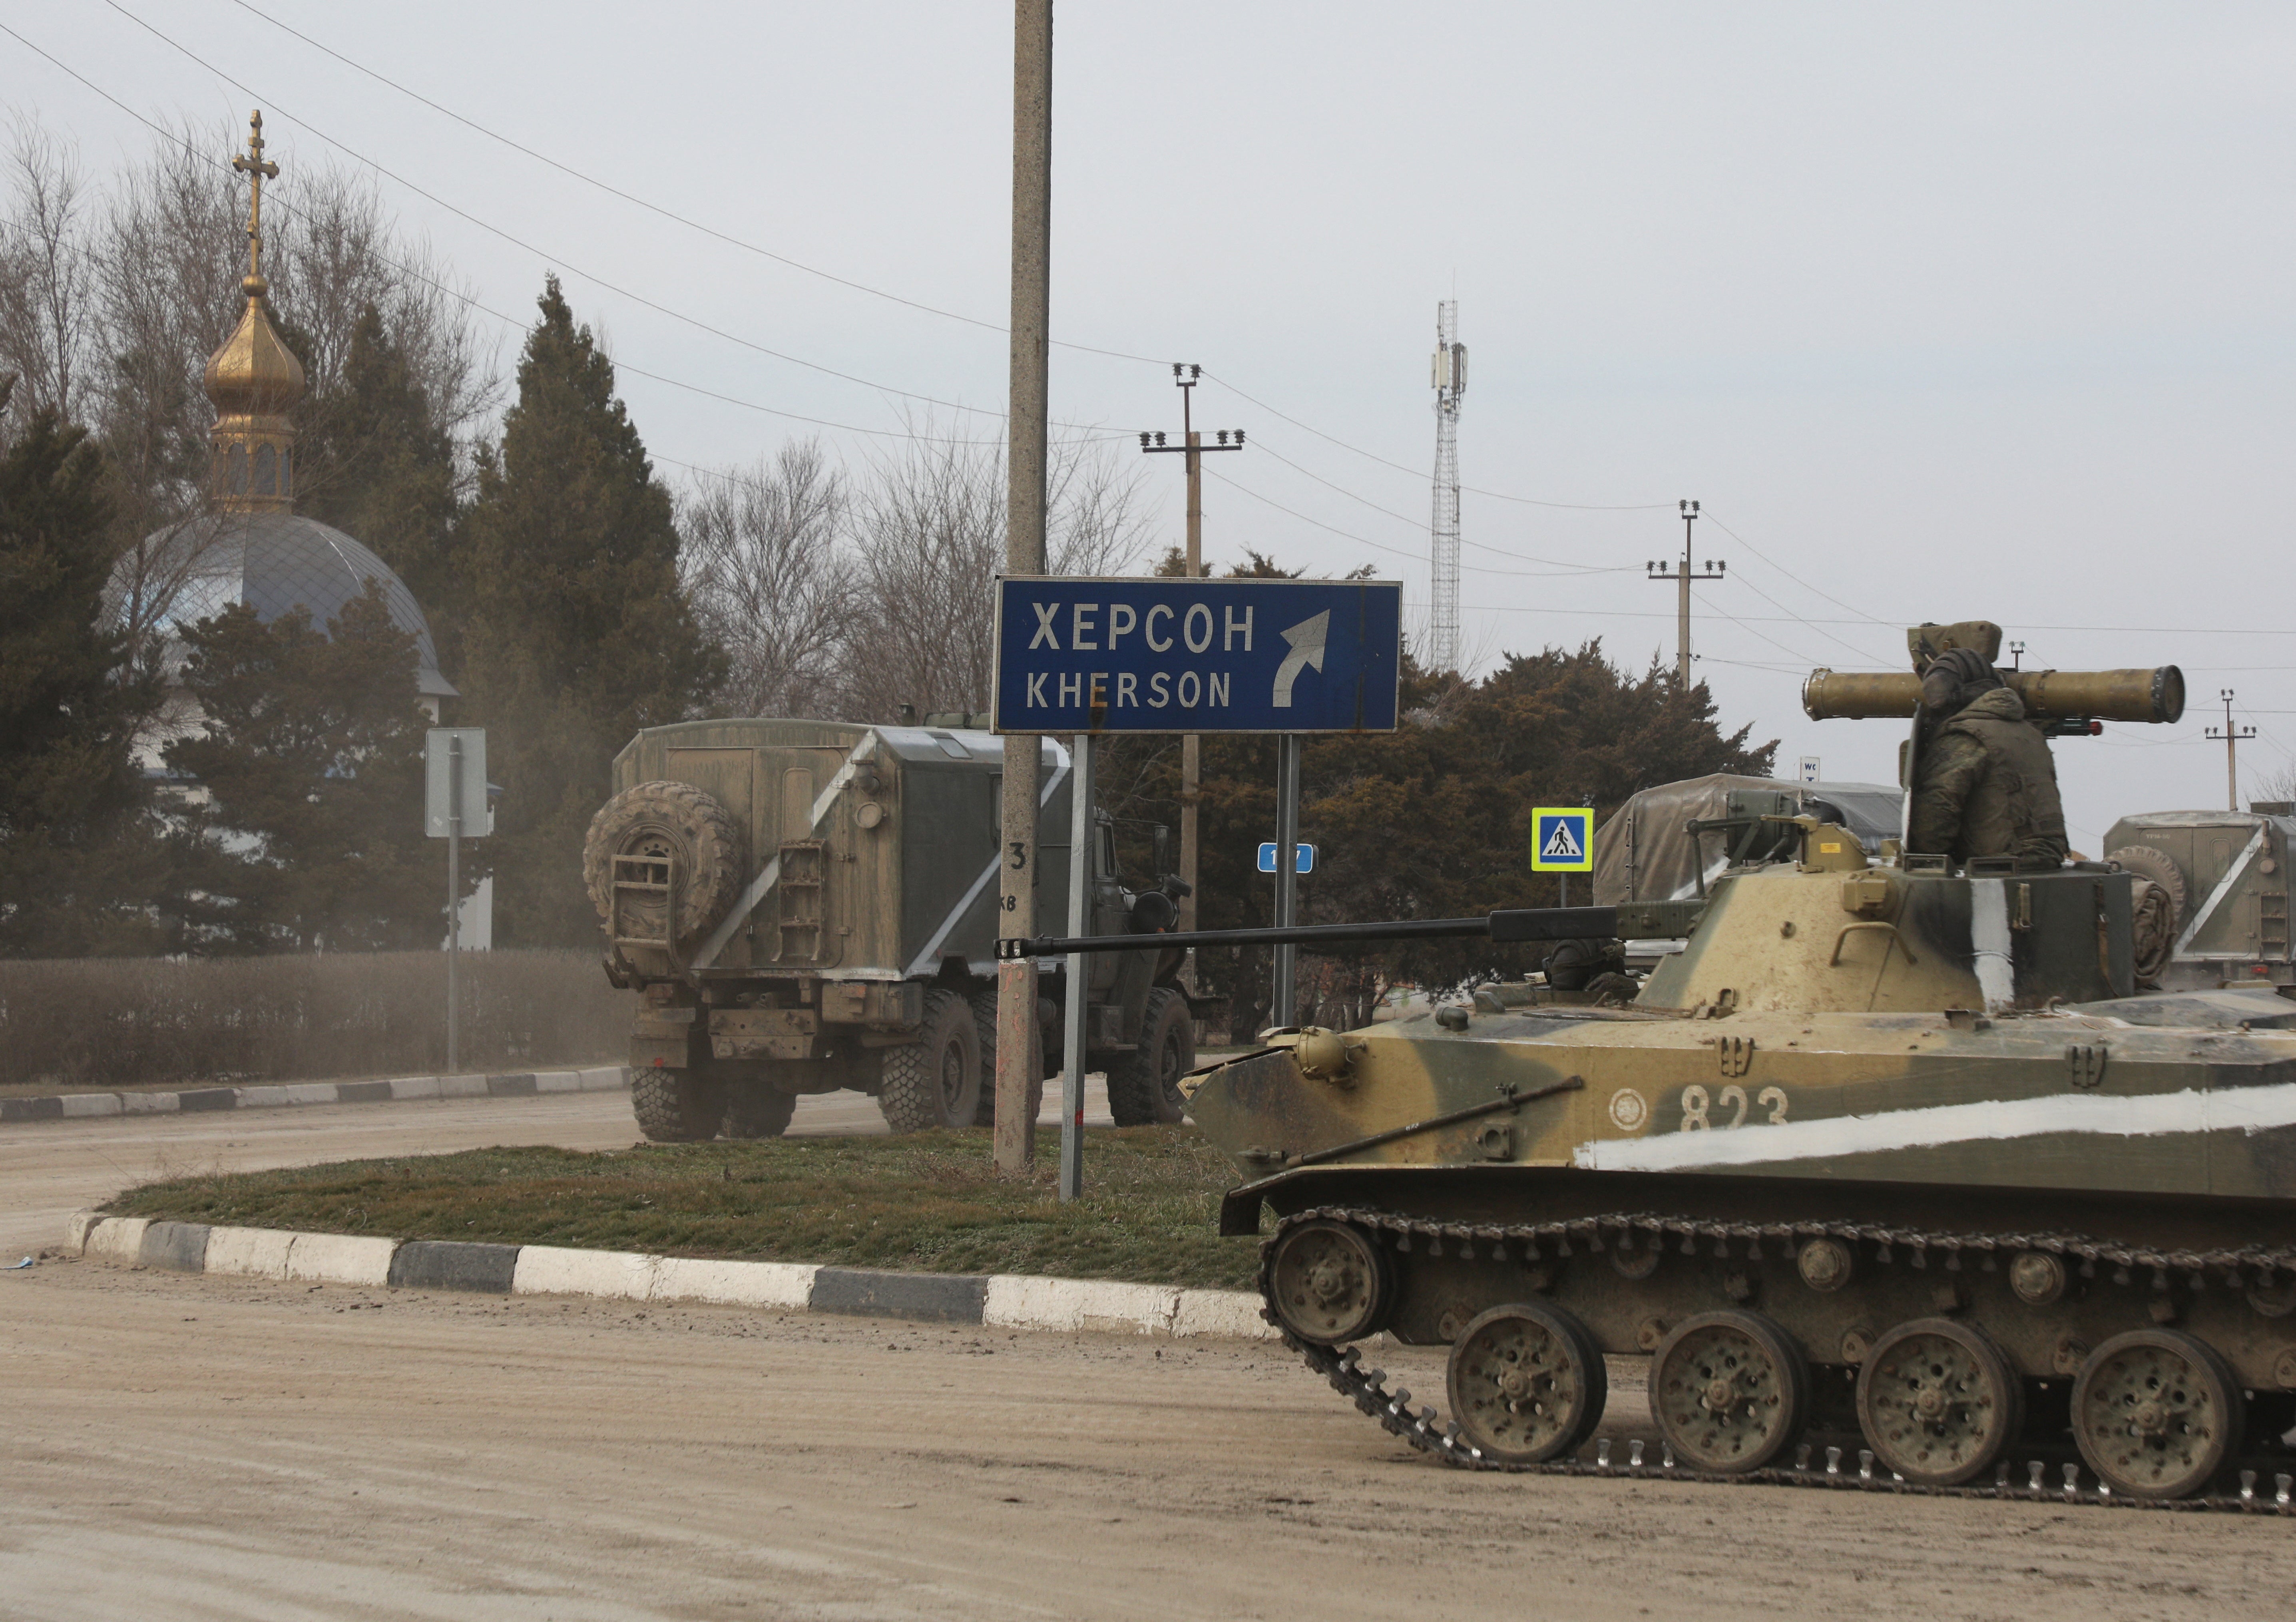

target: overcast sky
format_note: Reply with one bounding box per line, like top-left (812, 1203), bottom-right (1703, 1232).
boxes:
top-left (12, 2), bottom-right (2294, 851)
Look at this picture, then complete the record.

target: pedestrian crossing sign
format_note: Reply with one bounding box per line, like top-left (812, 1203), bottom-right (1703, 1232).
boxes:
top-left (1530, 807), bottom-right (1594, 873)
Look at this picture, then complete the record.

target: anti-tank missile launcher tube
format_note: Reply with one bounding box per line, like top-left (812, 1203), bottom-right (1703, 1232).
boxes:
top-left (1801, 665), bottom-right (2184, 724)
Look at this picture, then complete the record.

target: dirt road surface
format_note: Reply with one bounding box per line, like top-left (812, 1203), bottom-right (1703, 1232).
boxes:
top-left (6, 1092), bottom-right (2294, 1618)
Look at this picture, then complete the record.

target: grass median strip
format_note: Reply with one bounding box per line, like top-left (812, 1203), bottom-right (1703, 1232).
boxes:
top-left (105, 1126), bottom-right (1260, 1292)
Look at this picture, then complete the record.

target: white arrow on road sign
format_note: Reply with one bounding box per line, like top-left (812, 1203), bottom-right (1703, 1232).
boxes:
top-left (1271, 610), bottom-right (1329, 708)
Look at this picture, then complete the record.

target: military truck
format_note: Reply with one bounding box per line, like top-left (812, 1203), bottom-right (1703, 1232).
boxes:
top-left (2103, 806), bottom-right (2296, 990)
top-left (585, 718), bottom-right (1201, 1141)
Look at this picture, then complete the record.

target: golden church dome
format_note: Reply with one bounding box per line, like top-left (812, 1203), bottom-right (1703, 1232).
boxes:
top-left (206, 111), bottom-right (303, 513)
top-left (204, 278), bottom-right (307, 423)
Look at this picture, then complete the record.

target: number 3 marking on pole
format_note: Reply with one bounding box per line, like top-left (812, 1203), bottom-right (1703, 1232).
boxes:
top-left (1008, 841), bottom-right (1028, 870)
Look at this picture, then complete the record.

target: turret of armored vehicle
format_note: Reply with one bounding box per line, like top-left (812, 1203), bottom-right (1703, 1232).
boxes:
top-left (1012, 629), bottom-right (2296, 1506)
top-left (587, 718), bottom-right (1205, 1141)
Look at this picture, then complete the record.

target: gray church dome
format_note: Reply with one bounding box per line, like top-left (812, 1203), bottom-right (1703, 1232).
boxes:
top-left (116, 511), bottom-right (456, 699)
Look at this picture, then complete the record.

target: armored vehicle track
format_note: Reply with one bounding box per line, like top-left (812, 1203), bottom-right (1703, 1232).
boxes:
top-left (1261, 1204), bottom-right (2296, 1514)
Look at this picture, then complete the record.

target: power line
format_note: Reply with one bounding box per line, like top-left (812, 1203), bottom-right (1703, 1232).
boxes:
top-left (1699, 512), bottom-right (1898, 629)
top-left (1249, 437), bottom-right (1634, 573)
top-left (1201, 368), bottom-right (1671, 511)
top-left (96, 0), bottom-right (1129, 434)
top-left (200, 3), bottom-right (1691, 524)
top-left (1203, 468), bottom-right (1649, 580)
top-left (0, 20), bottom-right (1061, 450)
top-left (1721, 558), bottom-right (1898, 666)
top-left (214, 0), bottom-right (1167, 366)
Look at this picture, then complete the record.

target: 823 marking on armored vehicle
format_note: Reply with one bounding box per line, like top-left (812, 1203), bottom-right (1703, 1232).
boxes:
top-left (587, 718), bottom-right (1202, 1141)
top-left (1016, 629), bottom-right (2296, 1509)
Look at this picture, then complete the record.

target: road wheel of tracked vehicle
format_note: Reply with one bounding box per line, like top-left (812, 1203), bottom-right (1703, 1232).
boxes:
top-left (969, 988), bottom-right (1045, 1127)
top-left (877, 989), bottom-right (980, 1132)
top-left (1651, 1310), bottom-right (1810, 1473)
top-left (1267, 1220), bottom-right (1394, 1345)
top-left (1446, 1302), bottom-right (1609, 1465)
top-left (2071, 1329), bottom-right (2245, 1501)
top-left (583, 781), bottom-right (743, 946)
top-left (720, 1084), bottom-right (797, 1139)
top-left (631, 1065), bottom-right (726, 1142)
top-left (1107, 987), bottom-right (1195, 1126)
top-left (1855, 1318), bottom-right (2025, 1486)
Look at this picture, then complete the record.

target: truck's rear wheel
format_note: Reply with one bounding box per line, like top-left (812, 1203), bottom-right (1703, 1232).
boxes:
top-left (970, 987), bottom-right (1045, 1127)
top-left (632, 1066), bottom-right (725, 1142)
top-left (877, 989), bottom-right (980, 1132)
top-left (1107, 986), bottom-right (1194, 1126)
top-left (721, 1084), bottom-right (797, 1139)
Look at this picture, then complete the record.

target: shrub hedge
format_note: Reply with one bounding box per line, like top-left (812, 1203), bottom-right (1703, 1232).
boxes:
top-left (0, 950), bottom-right (631, 1088)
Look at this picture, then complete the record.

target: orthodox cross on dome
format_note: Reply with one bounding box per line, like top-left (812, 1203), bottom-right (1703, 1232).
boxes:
top-left (231, 109), bottom-right (279, 289)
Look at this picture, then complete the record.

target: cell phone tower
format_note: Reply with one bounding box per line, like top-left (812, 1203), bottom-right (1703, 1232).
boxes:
top-left (1429, 300), bottom-right (1466, 673)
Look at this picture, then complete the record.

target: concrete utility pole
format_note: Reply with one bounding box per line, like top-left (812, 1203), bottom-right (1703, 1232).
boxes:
top-left (2207, 689), bottom-right (2257, 813)
top-left (1646, 499), bottom-right (1724, 686)
top-left (1140, 364), bottom-right (1243, 935)
top-left (995, 0), bottom-right (1052, 1175)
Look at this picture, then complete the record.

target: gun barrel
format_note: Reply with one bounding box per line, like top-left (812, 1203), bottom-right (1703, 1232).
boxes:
top-left (1802, 666), bottom-right (2184, 725)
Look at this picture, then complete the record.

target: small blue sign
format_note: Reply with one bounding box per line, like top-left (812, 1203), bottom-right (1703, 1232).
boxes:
top-left (1257, 842), bottom-right (1318, 874)
top-left (992, 577), bottom-right (1402, 734)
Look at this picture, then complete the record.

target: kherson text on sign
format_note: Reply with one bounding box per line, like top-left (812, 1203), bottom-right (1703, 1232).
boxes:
top-left (992, 578), bottom-right (1403, 736)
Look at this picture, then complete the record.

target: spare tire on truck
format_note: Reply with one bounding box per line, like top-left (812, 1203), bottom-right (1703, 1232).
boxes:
top-left (2107, 844), bottom-right (2187, 988)
top-left (584, 780), bottom-right (743, 947)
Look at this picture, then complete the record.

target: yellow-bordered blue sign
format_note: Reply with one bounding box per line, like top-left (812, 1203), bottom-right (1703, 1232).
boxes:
top-left (1529, 806), bottom-right (1593, 872)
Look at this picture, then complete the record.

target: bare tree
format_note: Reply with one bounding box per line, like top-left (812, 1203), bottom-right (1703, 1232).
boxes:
top-left (682, 441), bottom-right (852, 719)
top-left (0, 117), bottom-right (95, 434)
top-left (836, 425), bottom-right (1151, 722)
top-left (840, 430), bottom-right (1006, 722)
top-left (1045, 430), bottom-right (1155, 577)
top-left (68, 120), bottom-right (498, 666)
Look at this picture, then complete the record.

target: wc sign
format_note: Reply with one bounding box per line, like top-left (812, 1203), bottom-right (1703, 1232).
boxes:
top-left (1530, 806), bottom-right (1593, 873)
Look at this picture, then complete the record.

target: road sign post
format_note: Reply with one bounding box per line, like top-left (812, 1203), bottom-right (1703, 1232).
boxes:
top-left (1059, 734), bottom-right (1093, 1200)
top-left (1530, 804), bottom-right (1594, 912)
top-left (994, 573), bottom-right (1401, 1130)
top-left (426, 728), bottom-right (487, 1075)
top-left (1272, 735), bottom-right (1303, 1027)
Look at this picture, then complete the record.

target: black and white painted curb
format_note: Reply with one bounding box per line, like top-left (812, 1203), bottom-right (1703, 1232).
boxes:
top-left (66, 1212), bottom-right (1276, 1341)
top-left (0, 1065), bottom-right (630, 1126)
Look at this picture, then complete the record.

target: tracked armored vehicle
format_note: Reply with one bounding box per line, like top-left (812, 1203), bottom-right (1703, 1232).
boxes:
top-left (1012, 630), bottom-right (2296, 1507)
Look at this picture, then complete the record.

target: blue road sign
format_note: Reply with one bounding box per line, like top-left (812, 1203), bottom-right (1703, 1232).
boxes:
top-left (1257, 841), bottom-right (1318, 874)
top-left (992, 577), bottom-right (1402, 734)
top-left (1530, 806), bottom-right (1594, 872)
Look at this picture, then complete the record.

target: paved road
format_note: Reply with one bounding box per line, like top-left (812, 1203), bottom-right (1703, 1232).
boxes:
top-left (6, 1086), bottom-right (2293, 1618)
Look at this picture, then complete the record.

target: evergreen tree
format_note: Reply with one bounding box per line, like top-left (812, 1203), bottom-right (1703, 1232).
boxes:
top-left (1101, 604), bottom-right (1776, 1032)
top-left (0, 394), bottom-right (167, 955)
top-left (166, 581), bottom-right (438, 951)
top-left (455, 277), bottom-right (719, 946)
top-left (296, 303), bottom-right (462, 633)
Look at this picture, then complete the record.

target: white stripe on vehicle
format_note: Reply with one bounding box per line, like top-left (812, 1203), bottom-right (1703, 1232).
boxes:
top-left (2172, 823), bottom-right (2266, 957)
top-left (1574, 1079), bottom-right (2296, 1172)
top-left (690, 732), bottom-right (884, 971)
top-left (902, 741), bottom-right (1071, 980)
